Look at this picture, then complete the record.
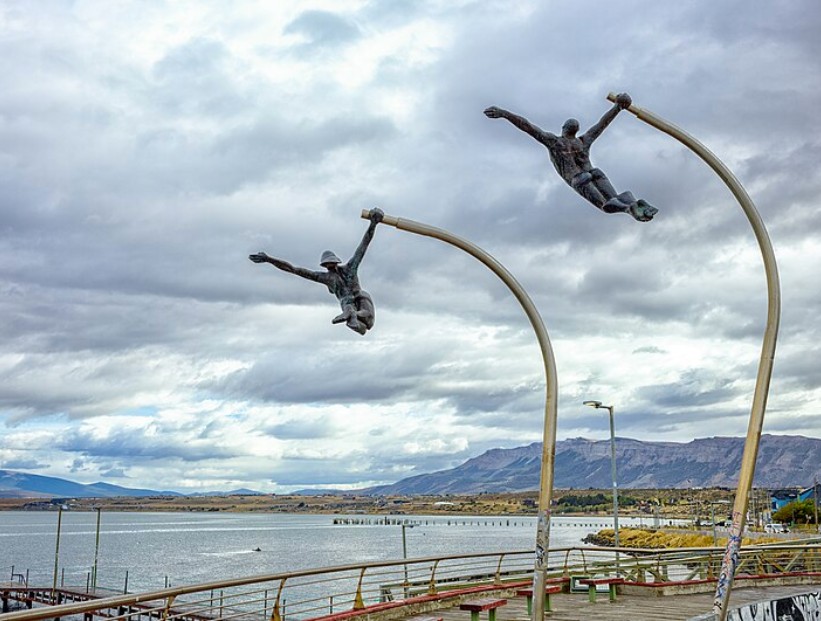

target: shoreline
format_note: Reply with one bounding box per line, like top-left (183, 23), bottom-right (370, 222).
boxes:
top-left (0, 488), bottom-right (738, 522)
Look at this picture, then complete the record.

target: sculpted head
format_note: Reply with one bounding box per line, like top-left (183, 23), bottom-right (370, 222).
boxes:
top-left (562, 118), bottom-right (580, 138)
top-left (320, 250), bottom-right (342, 270)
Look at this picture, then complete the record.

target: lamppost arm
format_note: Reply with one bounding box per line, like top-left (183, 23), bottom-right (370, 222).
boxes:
top-left (607, 94), bottom-right (781, 621)
top-left (361, 210), bottom-right (558, 621)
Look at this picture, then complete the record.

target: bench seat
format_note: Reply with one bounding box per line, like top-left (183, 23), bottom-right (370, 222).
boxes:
top-left (578, 577), bottom-right (625, 603)
top-left (516, 584), bottom-right (563, 614)
top-left (459, 598), bottom-right (507, 621)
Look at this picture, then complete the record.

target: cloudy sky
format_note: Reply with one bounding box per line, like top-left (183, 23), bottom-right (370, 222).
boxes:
top-left (1, 1), bottom-right (820, 493)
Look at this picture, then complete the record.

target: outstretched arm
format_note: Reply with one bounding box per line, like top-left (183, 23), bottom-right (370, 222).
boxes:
top-left (484, 106), bottom-right (556, 145)
top-left (348, 208), bottom-right (383, 271)
top-left (581, 92), bottom-right (631, 146)
top-left (248, 252), bottom-right (324, 283)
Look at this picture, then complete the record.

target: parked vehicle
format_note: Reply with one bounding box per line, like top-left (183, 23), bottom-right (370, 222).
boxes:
top-left (764, 523), bottom-right (790, 533)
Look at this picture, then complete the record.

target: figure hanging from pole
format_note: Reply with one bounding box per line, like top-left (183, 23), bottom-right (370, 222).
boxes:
top-left (484, 92), bottom-right (658, 222)
top-left (249, 208), bottom-right (384, 335)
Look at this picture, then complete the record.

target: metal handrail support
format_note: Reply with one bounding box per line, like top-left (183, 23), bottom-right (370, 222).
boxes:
top-left (784, 549), bottom-right (806, 573)
top-left (494, 555), bottom-right (505, 586)
top-left (353, 569), bottom-right (366, 610)
top-left (161, 595), bottom-right (175, 621)
top-left (561, 550), bottom-right (572, 577)
top-left (428, 560), bottom-right (440, 595)
top-left (271, 579), bottom-right (285, 621)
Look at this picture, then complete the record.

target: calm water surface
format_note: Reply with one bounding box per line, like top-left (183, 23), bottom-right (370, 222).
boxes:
top-left (0, 511), bottom-right (653, 594)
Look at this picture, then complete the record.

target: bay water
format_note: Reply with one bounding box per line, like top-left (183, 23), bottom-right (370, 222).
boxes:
top-left (0, 511), bottom-right (657, 594)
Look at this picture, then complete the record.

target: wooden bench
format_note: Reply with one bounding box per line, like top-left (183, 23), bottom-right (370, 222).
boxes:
top-left (459, 598), bottom-right (507, 621)
top-left (516, 584), bottom-right (563, 614)
top-left (577, 577), bottom-right (625, 603)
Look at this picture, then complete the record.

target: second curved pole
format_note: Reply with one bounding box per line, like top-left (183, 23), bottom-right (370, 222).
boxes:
top-left (607, 94), bottom-right (781, 621)
top-left (361, 210), bottom-right (558, 621)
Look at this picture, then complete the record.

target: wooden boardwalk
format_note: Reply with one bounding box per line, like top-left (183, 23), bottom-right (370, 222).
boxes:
top-left (421, 583), bottom-right (821, 621)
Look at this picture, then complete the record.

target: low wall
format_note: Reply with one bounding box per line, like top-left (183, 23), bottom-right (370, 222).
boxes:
top-left (688, 589), bottom-right (821, 620)
top-left (309, 582), bottom-right (532, 621)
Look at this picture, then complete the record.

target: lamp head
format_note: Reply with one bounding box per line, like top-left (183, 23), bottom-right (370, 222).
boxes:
top-left (583, 400), bottom-right (603, 408)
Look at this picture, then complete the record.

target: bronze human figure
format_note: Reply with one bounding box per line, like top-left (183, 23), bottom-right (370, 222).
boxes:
top-left (484, 93), bottom-right (658, 222)
top-left (249, 208), bottom-right (384, 335)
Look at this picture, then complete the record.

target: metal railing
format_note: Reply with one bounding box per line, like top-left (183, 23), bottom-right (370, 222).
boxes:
top-left (3, 543), bottom-right (821, 621)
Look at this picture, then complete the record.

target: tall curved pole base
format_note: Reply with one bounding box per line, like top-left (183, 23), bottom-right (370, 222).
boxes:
top-left (361, 210), bottom-right (558, 621)
top-left (607, 94), bottom-right (781, 621)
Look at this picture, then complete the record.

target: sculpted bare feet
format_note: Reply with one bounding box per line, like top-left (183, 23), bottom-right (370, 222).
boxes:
top-left (629, 199), bottom-right (658, 222)
top-left (347, 319), bottom-right (367, 335)
top-left (332, 311), bottom-right (350, 324)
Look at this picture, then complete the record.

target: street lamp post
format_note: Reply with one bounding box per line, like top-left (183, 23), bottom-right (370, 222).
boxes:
top-left (52, 505), bottom-right (63, 600)
top-left (401, 524), bottom-right (414, 599)
top-left (363, 210), bottom-right (558, 621)
top-left (709, 501), bottom-right (731, 547)
top-left (711, 505), bottom-right (718, 548)
top-left (583, 401), bottom-right (620, 562)
top-left (92, 507), bottom-right (102, 591)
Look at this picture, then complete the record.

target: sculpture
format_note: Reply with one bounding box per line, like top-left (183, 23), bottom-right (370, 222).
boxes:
top-left (249, 208), bottom-right (384, 335)
top-left (484, 93), bottom-right (658, 222)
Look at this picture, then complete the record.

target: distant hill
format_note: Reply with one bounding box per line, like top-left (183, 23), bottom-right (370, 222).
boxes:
top-left (364, 435), bottom-right (821, 495)
top-left (291, 488), bottom-right (349, 496)
top-left (187, 488), bottom-right (265, 497)
top-left (0, 470), bottom-right (182, 498)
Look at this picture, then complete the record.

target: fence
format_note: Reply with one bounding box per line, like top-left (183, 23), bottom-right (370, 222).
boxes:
top-left (4, 542), bottom-right (821, 621)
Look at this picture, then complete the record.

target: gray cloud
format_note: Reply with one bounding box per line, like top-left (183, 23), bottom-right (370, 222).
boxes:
top-left (56, 423), bottom-right (243, 463)
top-left (1, 459), bottom-right (47, 470)
top-left (284, 10), bottom-right (361, 50)
top-left (100, 468), bottom-right (129, 478)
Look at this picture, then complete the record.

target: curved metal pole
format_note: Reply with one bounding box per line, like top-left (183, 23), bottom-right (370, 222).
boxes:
top-left (361, 210), bottom-right (558, 621)
top-left (607, 94), bottom-right (781, 620)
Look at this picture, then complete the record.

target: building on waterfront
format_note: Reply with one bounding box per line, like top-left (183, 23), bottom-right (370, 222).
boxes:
top-left (770, 484), bottom-right (821, 512)
top-left (770, 489), bottom-right (800, 511)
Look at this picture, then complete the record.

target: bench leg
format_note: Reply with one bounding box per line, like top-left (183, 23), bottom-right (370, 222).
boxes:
top-left (488, 610), bottom-right (497, 621)
top-left (470, 612), bottom-right (479, 621)
top-left (526, 595), bottom-right (532, 616)
top-left (609, 584), bottom-right (618, 603)
top-left (587, 585), bottom-right (597, 604)
top-left (545, 592), bottom-right (553, 613)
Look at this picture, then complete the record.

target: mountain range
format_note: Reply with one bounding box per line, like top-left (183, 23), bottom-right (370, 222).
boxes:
top-left (365, 435), bottom-right (821, 495)
top-left (2, 435), bottom-right (820, 498)
top-left (0, 470), bottom-right (183, 498)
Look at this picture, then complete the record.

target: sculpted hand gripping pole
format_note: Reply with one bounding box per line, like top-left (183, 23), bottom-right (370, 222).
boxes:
top-left (249, 208), bottom-right (384, 335)
top-left (484, 93), bottom-right (658, 222)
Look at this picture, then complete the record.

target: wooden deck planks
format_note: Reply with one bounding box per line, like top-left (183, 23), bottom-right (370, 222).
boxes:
top-left (414, 583), bottom-right (821, 621)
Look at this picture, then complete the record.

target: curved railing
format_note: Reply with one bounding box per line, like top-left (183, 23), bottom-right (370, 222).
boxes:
top-left (3, 544), bottom-right (821, 621)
